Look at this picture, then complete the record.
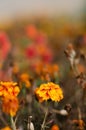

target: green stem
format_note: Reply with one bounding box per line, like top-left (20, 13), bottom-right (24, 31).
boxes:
top-left (11, 116), bottom-right (16, 130)
top-left (41, 104), bottom-right (48, 130)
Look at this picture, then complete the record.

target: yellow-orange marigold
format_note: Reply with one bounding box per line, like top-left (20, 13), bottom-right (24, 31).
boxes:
top-left (0, 82), bottom-right (20, 98)
top-left (2, 97), bottom-right (19, 117)
top-left (35, 82), bottom-right (63, 102)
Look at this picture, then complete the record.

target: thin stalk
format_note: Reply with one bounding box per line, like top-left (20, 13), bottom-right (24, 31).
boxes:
top-left (11, 116), bottom-right (16, 130)
top-left (41, 105), bottom-right (48, 130)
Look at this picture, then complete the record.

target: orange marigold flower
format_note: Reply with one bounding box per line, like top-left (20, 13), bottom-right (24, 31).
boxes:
top-left (34, 63), bottom-right (59, 81)
top-left (12, 64), bottom-right (19, 74)
top-left (2, 97), bottom-right (19, 117)
top-left (19, 73), bottom-right (31, 88)
top-left (26, 24), bottom-right (38, 39)
top-left (35, 82), bottom-right (63, 102)
top-left (34, 61), bottom-right (44, 75)
top-left (51, 124), bottom-right (60, 130)
top-left (1, 126), bottom-right (12, 130)
top-left (0, 82), bottom-right (20, 98)
top-left (20, 73), bottom-right (30, 82)
top-left (53, 64), bottom-right (59, 73)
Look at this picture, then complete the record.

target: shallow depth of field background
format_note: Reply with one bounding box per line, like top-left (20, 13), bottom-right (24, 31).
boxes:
top-left (0, 0), bottom-right (86, 130)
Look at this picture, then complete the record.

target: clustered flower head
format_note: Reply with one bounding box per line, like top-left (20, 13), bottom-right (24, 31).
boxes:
top-left (0, 82), bottom-right (20, 98)
top-left (0, 82), bottom-right (20, 116)
top-left (35, 82), bottom-right (63, 102)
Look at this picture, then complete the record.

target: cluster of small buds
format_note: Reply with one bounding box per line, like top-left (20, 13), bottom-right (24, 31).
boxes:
top-left (65, 43), bottom-right (86, 79)
top-left (64, 43), bottom-right (78, 68)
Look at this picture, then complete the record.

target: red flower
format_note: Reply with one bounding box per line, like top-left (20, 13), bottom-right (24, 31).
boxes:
top-left (25, 44), bottom-right (37, 59)
top-left (42, 48), bottom-right (53, 63)
top-left (35, 32), bottom-right (47, 45)
top-left (0, 32), bottom-right (11, 60)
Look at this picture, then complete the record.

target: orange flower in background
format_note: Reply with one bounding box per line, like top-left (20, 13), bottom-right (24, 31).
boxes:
top-left (51, 124), bottom-right (60, 130)
top-left (0, 32), bottom-right (11, 60)
top-left (0, 82), bottom-right (20, 98)
top-left (36, 44), bottom-right (47, 56)
top-left (35, 82), bottom-right (63, 102)
top-left (19, 73), bottom-right (31, 88)
top-left (26, 24), bottom-right (38, 39)
top-left (53, 64), bottom-right (59, 73)
top-left (34, 62), bottom-right (59, 81)
top-left (12, 64), bottom-right (19, 74)
top-left (1, 126), bottom-right (12, 130)
top-left (34, 61), bottom-right (44, 75)
top-left (43, 64), bottom-right (59, 76)
top-left (72, 119), bottom-right (85, 130)
top-left (2, 97), bottom-right (19, 117)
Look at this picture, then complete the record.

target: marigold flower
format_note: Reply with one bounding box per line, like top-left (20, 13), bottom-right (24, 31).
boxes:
top-left (53, 64), bottom-right (59, 73)
top-left (34, 61), bottom-right (44, 75)
top-left (51, 124), bottom-right (60, 130)
top-left (12, 64), bottom-right (19, 74)
top-left (34, 62), bottom-right (59, 81)
top-left (35, 82), bottom-right (63, 102)
top-left (0, 82), bottom-right (20, 98)
top-left (43, 64), bottom-right (59, 76)
top-left (1, 126), bottom-right (12, 130)
top-left (2, 97), bottom-right (19, 117)
top-left (26, 24), bottom-right (37, 39)
top-left (19, 73), bottom-right (31, 88)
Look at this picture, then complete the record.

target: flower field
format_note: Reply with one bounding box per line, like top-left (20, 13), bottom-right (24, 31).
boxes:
top-left (0, 17), bottom-right (86, 130)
